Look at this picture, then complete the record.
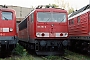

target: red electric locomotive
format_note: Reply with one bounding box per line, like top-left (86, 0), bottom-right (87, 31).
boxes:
top-left (68, 4), bottom-right (90, 53)
top-left (18, 6), bottom-right (68, 55)
top-left (0, 6), bottom-right (18, 56)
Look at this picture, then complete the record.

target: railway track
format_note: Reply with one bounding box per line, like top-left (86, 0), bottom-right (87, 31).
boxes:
top-left (41, 55), bottom-right (72, 60)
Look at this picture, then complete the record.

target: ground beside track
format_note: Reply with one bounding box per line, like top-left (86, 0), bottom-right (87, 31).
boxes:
top-left (0, 50), bottom-right (90, 60)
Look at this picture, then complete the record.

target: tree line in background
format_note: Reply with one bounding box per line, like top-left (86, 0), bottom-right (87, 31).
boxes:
top-left (31, 0), bottom-right (76, 14)
top-left (54, 0), bottom-right (75, 14)
top-left (46, 3), bottom-right (74, 14)
top-left (45, 0), bottom-right (75, 14)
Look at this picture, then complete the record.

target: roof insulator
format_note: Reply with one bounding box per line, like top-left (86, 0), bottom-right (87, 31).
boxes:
top-left (2, 5), bottom-right (8, 8)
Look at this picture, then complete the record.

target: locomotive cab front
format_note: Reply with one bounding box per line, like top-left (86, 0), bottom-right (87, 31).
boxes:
top-left (0, 8), bottom-right (18, 56)
top-left (34, 8), bottom-right (68, 55)
top-left (18, 7), bottom-right (68, 55)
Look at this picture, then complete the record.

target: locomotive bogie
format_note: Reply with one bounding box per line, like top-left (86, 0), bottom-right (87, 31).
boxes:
top-left (35, 40), bottom-right (64, 54)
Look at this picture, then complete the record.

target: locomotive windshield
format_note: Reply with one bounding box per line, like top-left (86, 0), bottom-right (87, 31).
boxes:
top-left (2, 12), bottom-right (13, 20)
top-left (37, 12), bottom-right (66, 22)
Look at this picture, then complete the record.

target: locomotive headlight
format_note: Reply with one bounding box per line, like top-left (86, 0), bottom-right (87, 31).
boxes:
top-left (9, 28), bottom-right (13, 31)
top-left (36, 33), bottom-right (40, 37)
top-left (60, 33), bottom-right (63, 36)
top-left (41, 33), bottom-right (45, 36)
top-left (36, 32), bottom-right (49, 37)
top-left (65, 33), bottom-right (68, 36)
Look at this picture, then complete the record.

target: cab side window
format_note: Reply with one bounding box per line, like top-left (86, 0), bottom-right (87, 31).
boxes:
top-left (89, 13), bottom-right (90, 20)
top-left (71, 19), bottom-right (74, 24)
top-left (77, 16), bottom-right (80, 23)
top-left (31, 13), bottom-right (34, 22)
top-left (69, 19), bottom-right (74, 25)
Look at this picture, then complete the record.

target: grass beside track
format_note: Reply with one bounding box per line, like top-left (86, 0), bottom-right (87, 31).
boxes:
top-left (0, 52), bottom-right (90, 60)
top-left (0, 45), bottom-right (90, 60)
top-left (0, 55), bottom-right (33, 60)
top-left (65, 50), bottom-right (90, 60)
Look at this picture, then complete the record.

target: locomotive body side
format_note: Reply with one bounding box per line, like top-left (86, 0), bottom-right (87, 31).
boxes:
top-left (19, 8), bottom-right (68, 55)
top-left (69, 9), bottom-right (90, 38)
top-left (68, 4), bottom-right (90, 53)
top-left (88, 10), bottom-right (90, 36)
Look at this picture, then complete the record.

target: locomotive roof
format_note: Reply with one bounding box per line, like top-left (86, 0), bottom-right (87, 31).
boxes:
top-left (0, 8), bottom-right (15, 12)
top-left (35, 8), bottom-right (66, 11)
top-left (69, 4), bottom-right (90, 18)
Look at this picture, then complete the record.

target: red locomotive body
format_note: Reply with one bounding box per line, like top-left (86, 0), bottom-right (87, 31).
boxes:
top-left (0, 8), bottom-right (18, 56)
top-left (18, 7), bottom-right (68, 55)
top-left (68, 4), bottom-right (90, 53)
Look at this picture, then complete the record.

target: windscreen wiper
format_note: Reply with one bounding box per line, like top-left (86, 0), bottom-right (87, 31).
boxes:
top-left (3, 16), bottom-right (8, 20)
top-left (46, 18), bottom-right (51, 22)
top-left (60, 19), bottom-right (64, 22)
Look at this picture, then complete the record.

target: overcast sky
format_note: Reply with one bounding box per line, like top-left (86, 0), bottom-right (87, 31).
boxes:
top-left (0, 0), bottom-right (89, 9)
